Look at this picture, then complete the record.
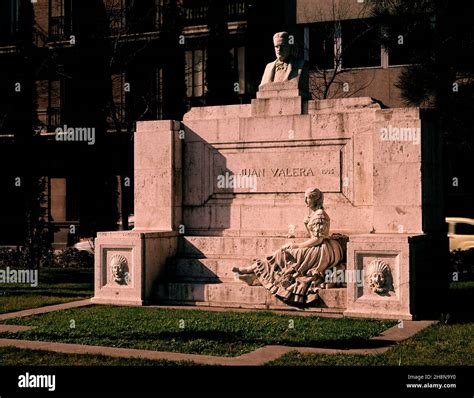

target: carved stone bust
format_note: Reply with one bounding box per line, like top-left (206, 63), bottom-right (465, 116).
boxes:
top-left (259, 32), bottom-right (309, 94)
top-left (368, 259), bottom-right (393, 295)
top-left (110, 254), bottom-right (130, 285)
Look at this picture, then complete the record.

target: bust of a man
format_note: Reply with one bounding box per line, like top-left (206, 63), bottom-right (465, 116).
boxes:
top-left (260, 32), bottom-right (308, 92)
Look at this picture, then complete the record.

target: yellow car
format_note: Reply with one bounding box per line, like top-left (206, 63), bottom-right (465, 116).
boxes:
top-left (446, 217), bottom-right (474, 252)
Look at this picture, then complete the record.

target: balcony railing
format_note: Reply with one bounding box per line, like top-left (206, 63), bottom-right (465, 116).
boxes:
top-left (37, 108), bottom-right (62, 132)
top-left (184, 3), bottom-right (207, 26)
top-left (227, 0), bottom-right (247, 21)
top-left (45, 0), bottom-right (247, 42)
top-left (125, 5), bottom-right (163, 35)
top-left (184, 0), bottom-right (247, 26)
top-left (49, 16), bottom-right (68, 42)
top-left (49, 8), bottom-right (162, 40)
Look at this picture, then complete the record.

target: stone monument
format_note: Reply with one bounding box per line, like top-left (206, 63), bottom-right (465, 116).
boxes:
top-left (93, 31), bottom-right (447, 320)
top-left (232, 187), bottom-right (345, 305)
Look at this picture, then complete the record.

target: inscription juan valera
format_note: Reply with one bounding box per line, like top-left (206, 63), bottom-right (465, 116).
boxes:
top-left (240, 168), bottom-right (335, 177)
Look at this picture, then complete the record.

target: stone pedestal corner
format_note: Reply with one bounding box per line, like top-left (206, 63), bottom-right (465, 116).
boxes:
top-left (93, 120), bottom-right (183, 305)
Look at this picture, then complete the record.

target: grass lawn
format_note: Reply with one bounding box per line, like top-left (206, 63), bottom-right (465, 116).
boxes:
top-left (269, 281), bottom-right (474, 366)
top-left (268, 322), bottom-right (474, 366)
top-left (0, 306), bottom-right (396, 357)
top-left (0, 346), bottom-right (193, 366)
top-left (0, 268), bottom-right (93, 314)
top-left (0, 272), bottom-right (471, 365)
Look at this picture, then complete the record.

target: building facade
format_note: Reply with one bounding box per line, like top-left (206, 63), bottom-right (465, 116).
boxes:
top-left (0, 0), bottom-right (294, 247)
top-left (4, 0), bottom-right (457, 248)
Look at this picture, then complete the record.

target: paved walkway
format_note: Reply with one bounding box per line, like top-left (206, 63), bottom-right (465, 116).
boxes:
top-left (0, 299), bottom-right (436, 365)
top-left (0, 299), bottom-right (93, 321)
top-left (0, 325), bottom-right (33, 333)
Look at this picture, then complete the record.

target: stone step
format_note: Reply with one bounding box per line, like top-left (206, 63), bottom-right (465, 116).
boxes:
top-left (166, 257), bottom-right (256, 283)
top-left (180, 236), bottom-right (294, 258)
top-left (155, 282), bottom-right (346, 311)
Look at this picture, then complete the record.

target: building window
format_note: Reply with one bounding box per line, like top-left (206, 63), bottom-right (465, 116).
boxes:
top-left (184, 0), bottom-right (209, 26)
top-left (50, 178), bottom-right (67, 222)
top-left (50, 0), bottom-right (73, 41)
top-left (66, 176), bottom-right (80, 222)
top-left (308, 22), bottom-right (336, 70)
top-left (185, 49), bottom-right (206, 98)
top-left (10, 0), bottom-right (19, 34)
top-left (109, 73), bottom-right (126, 128)
top-left (231, 46), bottom-right (245, 95)
top-left (126, 0), bottom-right (159, 34)
top-left (307, 19), bottom-right (381, 70)
top-left (341, 19), bottom-right (381, 69)
top-left (35, 79), bottom-right (62, 132)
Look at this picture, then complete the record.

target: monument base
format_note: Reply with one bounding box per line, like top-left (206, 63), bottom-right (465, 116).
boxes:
top-left (344, 234), bottom-right (448, 320)
top-left (93, 90), bottom-right (447, 320)
top-left (156, 283), bottom-right (346, 313)
top-left (92, 230), bottom-right (178, 306)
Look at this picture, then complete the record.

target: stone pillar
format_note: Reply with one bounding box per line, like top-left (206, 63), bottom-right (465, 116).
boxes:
top-left (93, 120), bottom-right (181, 305)
top-left (344, 234), bottom-right (413, 320)
top-left (251, 81), bottom-right (308, 117)
top-left (134, 120), bottom-right (182, 230)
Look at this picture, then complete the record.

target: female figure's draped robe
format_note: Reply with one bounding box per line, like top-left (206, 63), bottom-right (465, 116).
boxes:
top-left (253, 209), bottom-right (343, 304)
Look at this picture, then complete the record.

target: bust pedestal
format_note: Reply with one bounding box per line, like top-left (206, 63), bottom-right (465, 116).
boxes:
top-left (251, 80), bottom-right (310, 116)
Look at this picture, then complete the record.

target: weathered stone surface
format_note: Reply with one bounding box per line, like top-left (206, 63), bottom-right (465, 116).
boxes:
top-left (167, 257), bottom-right (256, 283)
top-left (251, 96), bottom-right (303, 116)
top-left (180, 96), bottom-right (423, 236)
top-left (92, 230), bottom-right (178, 305)
top-left (156, 282), bottom-right (346, 311)
top-left (183, 104), bottom-right (251, 121)
top-left (344, 234), bottom-right (412, 320)
top-left (181, 236), bottom-right (292, 257)
top-left (134, 121), bottom-right (182, 231)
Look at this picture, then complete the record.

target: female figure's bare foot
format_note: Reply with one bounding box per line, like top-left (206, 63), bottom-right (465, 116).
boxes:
top-left (232, 264), bottom-right (256, 274)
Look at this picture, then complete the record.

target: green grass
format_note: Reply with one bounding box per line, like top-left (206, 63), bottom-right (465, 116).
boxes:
top-left (1, 270), bottom-right (470, 365)
top-left (0, 268), bottom-right (93, 314)
top-left (449, 280), bottom-right (474, 290)
top-left (269, 281), bottom-right (474, 366)
top-left (268, 322), bottom-right (474, 366)
top-left (0, 306), bottom-right (396, 357)
top-left (0, 346), bottom-right (193, 366)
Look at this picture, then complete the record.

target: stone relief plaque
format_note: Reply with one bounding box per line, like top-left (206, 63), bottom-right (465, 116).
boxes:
top-left (213, 145), bottom-right (342, 194)
top-left (110, 254), bottom-right (130, 285)
top-left (102, 249), bottom-right (133, 287)
top-left (367, 259), bottom-right (394, 296)
top-left (355, 253), bottom-right (398, 299)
